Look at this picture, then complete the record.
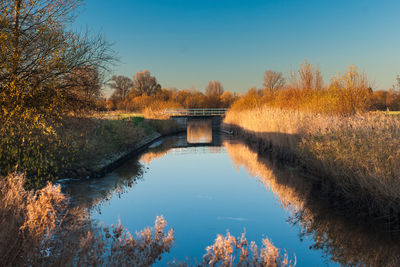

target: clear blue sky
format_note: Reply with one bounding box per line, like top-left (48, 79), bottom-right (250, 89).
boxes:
top-left (74, 0), bottom-right (400, 94)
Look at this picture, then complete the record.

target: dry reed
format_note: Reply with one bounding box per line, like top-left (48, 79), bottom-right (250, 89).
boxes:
top-left (0, 172), bottom-right (174, 266)
top-left (225, 106), bottom-right (400, 219)
top-left (201, 231), bottom-right (295, 267)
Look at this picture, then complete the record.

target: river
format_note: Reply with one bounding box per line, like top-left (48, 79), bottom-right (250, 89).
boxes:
top-left (62, 119), bottom-right (400, 266)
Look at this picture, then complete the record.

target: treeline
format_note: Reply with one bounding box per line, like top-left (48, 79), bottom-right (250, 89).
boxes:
top-left (108, 62), bottom-right (400, 116)
top-left (231, 61), bottom-right (400, 115)
top-left (106, 71), bottom-right (237, 112)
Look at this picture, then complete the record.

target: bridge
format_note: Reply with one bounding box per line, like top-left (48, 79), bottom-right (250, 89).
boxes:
top-left (163, 108), bottom-right (229, 117)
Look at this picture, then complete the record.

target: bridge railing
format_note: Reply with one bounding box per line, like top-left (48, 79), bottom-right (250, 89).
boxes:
top-left (163, 108), bottom-right (229, 116)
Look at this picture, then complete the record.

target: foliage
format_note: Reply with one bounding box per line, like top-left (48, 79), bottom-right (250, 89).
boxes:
top-left (0, 106), bottom-right (77, 187)
top-left (0, 0), bottom-right (114, 185)
top-left (370, 77), bottom-right (400, 111)
top-left (108, 86), bottom-right (237, 116)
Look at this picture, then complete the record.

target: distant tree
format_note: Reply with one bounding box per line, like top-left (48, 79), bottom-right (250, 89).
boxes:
top-left (220, 91), bottom-right (236, 107)
top-left (314, 67), bottom-right (324, 90)
top-left (263, 70), bottom-right (285, 91)
top-left (329, 65), bottom-right (371, 115)
top-left (289, 60), bottom-right (324, 90)
top-left (394, 75), bottom-right (400, 91)
top-left (132, 70), bottom-right (161, 96)
top-left (298, 60), bottom-right (314, 90)
top-left (110, 75), bottom-right (132, 101)
top-left (68, 66), bottom-right (102, 100)
top-left (205, 81), bottom-right (224, 96)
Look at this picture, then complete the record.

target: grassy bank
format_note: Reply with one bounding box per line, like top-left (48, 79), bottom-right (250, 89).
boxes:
top-left (225, 107), bottom-right (400, 222)
top-left (0, 111), bottom-right (178, 186)
top-left (60, 113), bottom-right (179, 179)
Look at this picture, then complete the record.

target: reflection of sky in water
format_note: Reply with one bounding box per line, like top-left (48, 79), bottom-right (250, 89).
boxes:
top-left (92, 145), bottom-right (337, 266)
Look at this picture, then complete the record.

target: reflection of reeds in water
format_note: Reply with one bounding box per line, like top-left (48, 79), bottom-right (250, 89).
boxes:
top-left (141, 150), bottom-right (171, 164)
top-left (225, 140), bottom-right (400, 266)
top-left (139, 137), bottom-right (180, 164)
top-left (225, 107), bottom-right (400, 224)
top-left (63, 158), bottom-right (144, 210)
top-left (187, 119), bottom-right (213, 144)
top-left (224, 141), bottom-right (309, 212)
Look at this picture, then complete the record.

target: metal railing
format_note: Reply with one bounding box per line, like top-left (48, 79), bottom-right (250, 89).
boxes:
top-left (163, 108), bottom-right (229, 116)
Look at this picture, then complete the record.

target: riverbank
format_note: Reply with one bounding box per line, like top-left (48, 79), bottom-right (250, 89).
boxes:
top-left (60, 114), bottom-right (179, 180)
top-left (224, 107), bottom-right (400, 227)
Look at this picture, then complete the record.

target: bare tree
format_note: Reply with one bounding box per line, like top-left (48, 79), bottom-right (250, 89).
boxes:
top-left (298, 60), bottom-right (314, 90)
top-left (132, 70), bottom-right (161, 96)
top-left (67, 65), bottom-right (102, 100)
top-left (314, 67), bottom-right (324, 90)
top-left (288, 60), bottom-right (324, 90)
top-left (205, 80), bottom-right (224, 96)
top-left (0, 0), bottom-right (115, 112)
top-left (110, 75), bottom-right (132, 101)
top-left (263, 70), bottom-right (285, 91)
top-left (0, 0), bottom-right (115, 181)
top-left (394, 75), bottom-right (400, 91)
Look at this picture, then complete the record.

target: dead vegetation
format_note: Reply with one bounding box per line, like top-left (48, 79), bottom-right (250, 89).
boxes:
top-left (0, 172), bottom-right (174, 266)
top-left (224, 62), bottom-right (400, 224)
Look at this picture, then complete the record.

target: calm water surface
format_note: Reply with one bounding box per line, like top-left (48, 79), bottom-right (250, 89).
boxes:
top-left (63, 121), bottom-right (400, 266)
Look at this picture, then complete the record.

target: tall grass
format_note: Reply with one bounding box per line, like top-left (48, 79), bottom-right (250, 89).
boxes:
top-left (200, 231), bottom-right (295, 267)
top-left (225, 106), bottom-right (400, 220)
top-left (299, 113), bottom-right (400, 207)
top-left (0, 172), bottom-right (174, 266)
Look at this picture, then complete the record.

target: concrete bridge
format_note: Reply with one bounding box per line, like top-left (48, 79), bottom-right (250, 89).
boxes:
top-left (163, 108), bottom-right (228, 117)
top-left (164, 108), bottom-right (228, 131)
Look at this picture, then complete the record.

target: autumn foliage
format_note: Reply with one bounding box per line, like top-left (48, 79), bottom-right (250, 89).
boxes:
top-left (231, 64), bottom-right (372, 116)
top-left (107, 72), bottom-right (237, 115)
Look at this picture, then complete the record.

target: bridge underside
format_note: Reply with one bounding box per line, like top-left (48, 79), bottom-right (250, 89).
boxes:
top-left (170, 116), bottom-right (224, 130)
